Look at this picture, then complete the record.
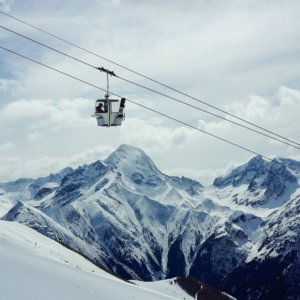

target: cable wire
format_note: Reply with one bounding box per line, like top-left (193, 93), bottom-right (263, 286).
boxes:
top-left (1, 24), bottom-right (300, 150)
top-left (1, 10), bottom-right (299, 148)
top-left (0, 45), bottom-right (276, 162)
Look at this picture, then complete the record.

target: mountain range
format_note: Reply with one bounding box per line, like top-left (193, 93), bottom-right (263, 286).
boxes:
top-left (1, 144), bottom-right (299, 299)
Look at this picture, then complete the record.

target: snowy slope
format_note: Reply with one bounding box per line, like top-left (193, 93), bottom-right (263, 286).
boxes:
top-left (0, 220), bottom-right (193, 300)
top-left (2, 200), bottom-right (111, 270)
top-left (134, 279), bottom-right (193, 300)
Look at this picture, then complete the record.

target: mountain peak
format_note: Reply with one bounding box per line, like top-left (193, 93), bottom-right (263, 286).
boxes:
top-left (3, 201), bottom-right (28, 222)
top-left (106, 144), bottom-right (146, 161)
top-left (247, 155), bottom-right (264, 167)
top-left (214, 155), bottom-right (297, 207)
top-left (105, 144), bottom-right (160, 173)
top-left (213, 155), bottom-right (268, 188)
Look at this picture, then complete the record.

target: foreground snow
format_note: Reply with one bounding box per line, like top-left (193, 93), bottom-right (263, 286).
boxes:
top-left (0, 221), bottom-right (192, 300)
top-left (133, 279), bottom-right (193, 300)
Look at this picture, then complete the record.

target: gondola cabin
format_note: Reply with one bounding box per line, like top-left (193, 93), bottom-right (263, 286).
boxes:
top-left (92, 95), bottom-right (125, 127)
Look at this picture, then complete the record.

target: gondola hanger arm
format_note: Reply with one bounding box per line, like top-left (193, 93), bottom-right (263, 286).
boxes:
top-left (96, 67), bottom-right (116, 77)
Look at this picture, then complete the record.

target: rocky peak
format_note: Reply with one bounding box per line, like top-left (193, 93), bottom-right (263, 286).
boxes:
top-left (261, 159), bottom-right (297, 202)
top-left (214, 156), bottom-right (298, 207)
top-left (2, 201), bottom-right (26, 221)
top-left (213, 155), bottom-right (268, 188)
top-left (105, 144), bottom-right (159, 172)
top-left (104, 144), bottom-right (163, 188)
top-left (60, 160), bottom-right (108, 187)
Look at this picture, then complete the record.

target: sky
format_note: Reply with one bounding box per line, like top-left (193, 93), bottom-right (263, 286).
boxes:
top-left (0, 0), bottom-right (300, 185)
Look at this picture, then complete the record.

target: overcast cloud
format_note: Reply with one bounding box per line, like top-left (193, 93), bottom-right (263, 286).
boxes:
top-left (0, 0), bottom-right (300, 184)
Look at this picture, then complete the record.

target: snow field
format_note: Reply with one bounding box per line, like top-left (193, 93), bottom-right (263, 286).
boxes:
top-left (0, 221), bottom-right (193, 300)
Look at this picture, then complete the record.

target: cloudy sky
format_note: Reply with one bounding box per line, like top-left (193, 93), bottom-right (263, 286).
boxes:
top-left (0, 0), bottom-right (300, 185)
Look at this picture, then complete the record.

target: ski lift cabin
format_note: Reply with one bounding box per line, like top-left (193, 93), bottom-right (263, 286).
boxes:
top-left (92, 95), bottom-right (125, 127)
top-left (92, 67), bottom-right (126, 127)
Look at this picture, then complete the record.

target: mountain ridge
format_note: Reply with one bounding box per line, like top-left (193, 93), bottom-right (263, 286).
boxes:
top-left (1, 144), bottom-right (299, 299)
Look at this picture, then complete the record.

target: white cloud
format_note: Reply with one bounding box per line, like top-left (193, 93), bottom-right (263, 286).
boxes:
top-left (277, 86), bottom-right (300, 106)
top-left (0, 142), bottom-right (15, 151)
top-left (211, 87), bottom-right (300, 146)
top-left (0, 0), bottom-right (14, 12)
top-left (0, 145), bottom-right (113, 181)
top-left (0, 78), bottom-right (16, 91)
top-left (0, 98), bottom-right (93, 128)
top-left (164, 159), bottom-right (242, 186)
top-left (26, 131), bottom-right (41, 141)
top-left (120, 117), bottom-right (195, 153)
top-left (109, 0), bottom-right (121, 6)
top-left (225, 95), bottom-right (270, 122)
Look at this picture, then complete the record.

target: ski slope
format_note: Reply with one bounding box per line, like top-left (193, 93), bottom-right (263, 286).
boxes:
top-left (0, 221), bottom-right (192, 300)
top-left (134, 280), bottom-right (194, 300)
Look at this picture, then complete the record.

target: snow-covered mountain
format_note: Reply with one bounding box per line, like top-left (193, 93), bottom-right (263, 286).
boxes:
top-left (1, 144), bottom-right (299, 299)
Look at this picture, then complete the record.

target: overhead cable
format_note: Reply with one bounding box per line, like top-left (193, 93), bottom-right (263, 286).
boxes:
top-left (0, 45), bottom-right (276, 162)
top-left (1, 10), bottom-right (299, 148)
top-left (1, 24), bottom-right (300, 150)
